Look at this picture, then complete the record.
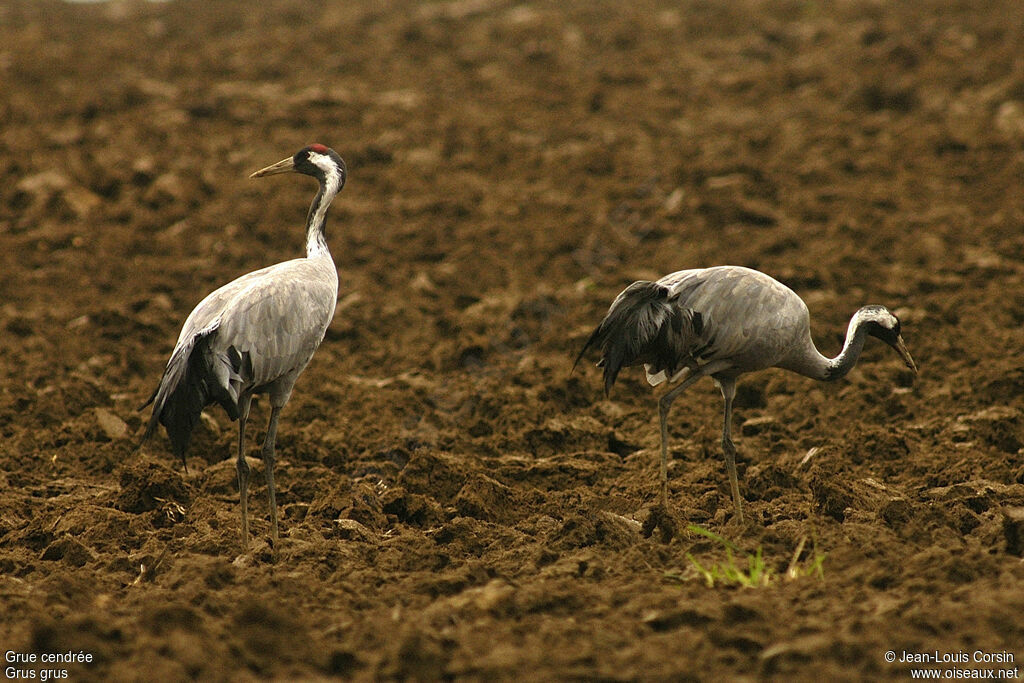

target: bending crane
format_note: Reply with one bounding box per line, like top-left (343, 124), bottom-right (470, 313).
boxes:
top-left (576, 265), bottom-right (918, 522)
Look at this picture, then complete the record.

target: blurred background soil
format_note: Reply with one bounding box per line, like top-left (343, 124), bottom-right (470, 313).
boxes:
top-left (1, 0), bottom-right (1023, 679)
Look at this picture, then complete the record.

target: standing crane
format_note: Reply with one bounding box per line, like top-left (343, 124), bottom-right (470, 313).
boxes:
top-left (140, 144), bottom-right (345, 550)
top-left (575, 265), bottom-right (918, 523)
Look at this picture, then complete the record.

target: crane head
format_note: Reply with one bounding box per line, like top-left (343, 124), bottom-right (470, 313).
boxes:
top-left (858, 305), bottom-right (918, 375)
top-left (250, 144), bottom-right (347, 190)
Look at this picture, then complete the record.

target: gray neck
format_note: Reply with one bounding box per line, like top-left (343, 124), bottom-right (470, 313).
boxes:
top-left (782, 313), bottom-right (871, 381)
top-left (804, 314), bottom-right (869, 381)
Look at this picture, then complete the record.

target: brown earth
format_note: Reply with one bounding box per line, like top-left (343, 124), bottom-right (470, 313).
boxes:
top-left (2, 0), bottom-right (1024, 680)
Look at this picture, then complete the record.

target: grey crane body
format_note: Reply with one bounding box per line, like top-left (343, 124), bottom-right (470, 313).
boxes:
top-left (141, 144), bottom-right (345, 550)
top-left (576, 265), bottom-right (918, 523)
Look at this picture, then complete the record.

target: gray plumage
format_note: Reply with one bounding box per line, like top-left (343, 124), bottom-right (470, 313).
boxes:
top-left (141, 144), bottom-right (345, 549)
top-left (576, 265), bottom-right (918, 522)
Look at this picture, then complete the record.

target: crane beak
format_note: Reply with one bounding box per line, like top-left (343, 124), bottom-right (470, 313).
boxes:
top-left (250, 156), bottom-right (296, 178)
top-left (894, 335), bottom-right (918, 375)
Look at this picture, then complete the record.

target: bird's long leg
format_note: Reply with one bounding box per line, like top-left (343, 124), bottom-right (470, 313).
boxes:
top-left (236, 395), bottom-right (253, 551)
top-left (656, 369), bottom-right (706, 508)
top-left (262, 405), bottom-right (283, 545)
top-left (718, 377), bottom-right (744, 523)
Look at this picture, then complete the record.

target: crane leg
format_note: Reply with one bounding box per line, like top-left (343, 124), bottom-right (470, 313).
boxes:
top-left (262, 405), bottom-right (283, 545)
top-left (236, 395), bottom-right (253, 551)
top-left (656, 370), bottom-right (705, 509)
top-left (718, 378), bottom-right (744, 523)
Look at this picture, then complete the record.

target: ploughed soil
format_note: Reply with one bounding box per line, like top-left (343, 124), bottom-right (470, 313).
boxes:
top-left (1, 0), bottom-right (1023, 680)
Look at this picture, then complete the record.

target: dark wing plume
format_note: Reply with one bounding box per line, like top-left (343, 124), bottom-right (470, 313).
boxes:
top-left (574, 280), bottom-right (704, 395)
top-left (139, 328), bottom-right (248, 468)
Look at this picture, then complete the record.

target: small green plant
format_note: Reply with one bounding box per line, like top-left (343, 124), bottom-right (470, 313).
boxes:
top-left (684, 524), bottom-right (770, 588)
top-left (667, 525), bottom-right (825, 588)
top-left (784, 535), bottom-right (826, 581)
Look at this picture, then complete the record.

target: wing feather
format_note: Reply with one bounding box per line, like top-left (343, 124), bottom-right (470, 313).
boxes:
top-left (658, 266), bottom-right (808, 373)
top-left (210, 259), bottom-right (338, 389)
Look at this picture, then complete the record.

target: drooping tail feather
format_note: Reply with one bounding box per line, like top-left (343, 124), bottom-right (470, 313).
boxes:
top-left (574, 280), bottom-right (703, 395)
top-left (139, 329), bottom-right (243, 468)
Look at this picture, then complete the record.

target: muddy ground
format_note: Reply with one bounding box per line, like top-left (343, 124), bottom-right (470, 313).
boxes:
top-left (1, 0), bottom-right (1023, 680)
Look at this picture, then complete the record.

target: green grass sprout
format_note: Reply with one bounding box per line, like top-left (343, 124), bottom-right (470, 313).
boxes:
top-left (666, 526), bottom-right (825, 588)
